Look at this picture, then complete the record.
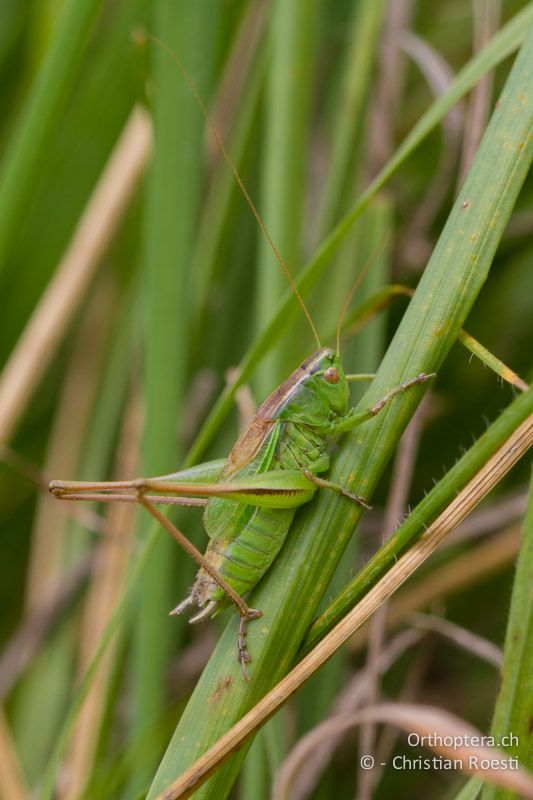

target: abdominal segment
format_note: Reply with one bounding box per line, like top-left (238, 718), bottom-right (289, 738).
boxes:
top-left (189, 505), bottom-right (296, 612)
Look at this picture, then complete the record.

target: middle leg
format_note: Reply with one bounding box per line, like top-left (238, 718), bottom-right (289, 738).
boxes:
top-left (303, 470), bottom-right (372, 510)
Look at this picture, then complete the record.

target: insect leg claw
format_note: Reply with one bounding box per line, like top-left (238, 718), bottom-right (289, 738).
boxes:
top-left (237, 611), bottom-right (261, 680)
top-left (343, 490), bottom-right (372, 510)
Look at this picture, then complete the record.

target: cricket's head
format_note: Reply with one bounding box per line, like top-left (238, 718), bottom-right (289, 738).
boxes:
top-left (302, 347), bottom-right (350, 417)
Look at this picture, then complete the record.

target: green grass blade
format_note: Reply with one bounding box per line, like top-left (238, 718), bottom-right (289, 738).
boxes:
top-left (0, 0), bottom-right (105, 278)
top-left (186, 2), bottom-right (533, 466)
top-left (129, 2), bottom-right (218, 791)
top-left (455, 778), bottom-right (483, 800)
top-left (190, 44), bottom-right (266, 345)
top-left (295, 199), bottom-right (392, 750)
top-left (481, 472), bottom-right (533, 800)
top-left (1, 0), bottom-right (148, 375)
top-left (255, 0), bottom-right (316, 395)
top-left (317, 0), bottom-right (386, 236)
top-left (146, 22), bottom-right (533, 800)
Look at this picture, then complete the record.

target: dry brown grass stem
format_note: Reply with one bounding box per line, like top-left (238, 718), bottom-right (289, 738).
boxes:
top-left (445, 490), bottom-right (526, 544)
top-left (63, 394), bottom-right (141, 800)
top-left (396, 30), bottom-right (463, 268)
top-left (284, 629), bottom-right (424, 800)
top-left (206, 0), bottom-right (268, 169)
top-left (408, 613), bottom-right (502, 667)
top-left (0, 707), bottom-right (29, 800)
top-left (0, 556), bottom-right (94, 701)
top-left (367, 0), bottom-right (413, 176)
top-left (349, 524), bottom-right (520, 654)
top-left (25, 279), bottom-right (115, 611)
top-left (155, 413), bottom-right (533, 800)
top-left (0, 106), bottom-right (151, 446)
top-left (273, 703), bottom-right (533, 800)
top-left (225, 367), bottom-right (256, 432)
top-left (361, 489), bottom-right (526, 543)
top-left (457, 0), bottom-right (501, 187)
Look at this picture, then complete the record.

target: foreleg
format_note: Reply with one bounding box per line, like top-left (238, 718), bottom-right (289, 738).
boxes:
top-left (328, 372), bottom-right (436, 436)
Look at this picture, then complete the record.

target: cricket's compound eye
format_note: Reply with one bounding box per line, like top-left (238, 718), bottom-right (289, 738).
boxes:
top-left (324, 366), bottom-right (340, 384)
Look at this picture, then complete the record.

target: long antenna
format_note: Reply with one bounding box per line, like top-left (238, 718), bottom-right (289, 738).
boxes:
top-left (336, 233), bottom-right (389, 356)
top-left (149, 33), bottom-right (322, 351)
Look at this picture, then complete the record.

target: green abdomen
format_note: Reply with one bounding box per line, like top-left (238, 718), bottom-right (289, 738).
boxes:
top-left (204, 505), bottom-right (295, 602)
top-left (197, 418), bottom-right (327, 605)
